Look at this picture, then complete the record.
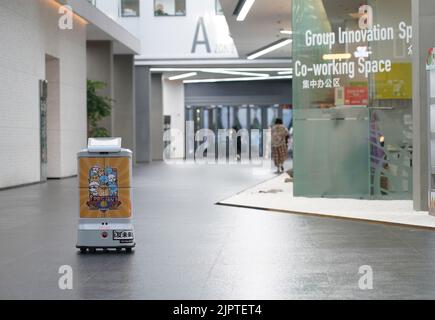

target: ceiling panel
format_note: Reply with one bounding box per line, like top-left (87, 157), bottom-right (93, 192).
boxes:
top-left (219, 0), bottom-right (292, 59)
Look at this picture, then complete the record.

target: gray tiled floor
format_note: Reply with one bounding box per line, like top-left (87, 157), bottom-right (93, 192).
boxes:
top-left (1, 162), bottom-right (435, 299)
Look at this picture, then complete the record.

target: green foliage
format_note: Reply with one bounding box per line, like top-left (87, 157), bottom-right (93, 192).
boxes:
top-left (87, 80), bottom-right (113, 138)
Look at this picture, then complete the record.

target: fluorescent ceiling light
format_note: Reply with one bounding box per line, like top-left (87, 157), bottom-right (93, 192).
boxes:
top-left (322, 53), bottom-right (352, 61)
top-left (184, 75), bottom-right (292, 84)
top-left (280, 30), bottom-right (293, 35)
top-left (151, 68), bottom-right (293, 72)
top-left (201, 69), bottom-right (269, 77)
top-left (235, 0), bottom-right (256, 21)
top-left (278, 70), bottom-right (293, 75)
top-left (168, 72), bottom-right (197, 81)
top-left (247, 38), bottom-right (292, 60)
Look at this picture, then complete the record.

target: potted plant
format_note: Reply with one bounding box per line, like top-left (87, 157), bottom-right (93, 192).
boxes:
top-left (87, 80), bottom-right (113, 137)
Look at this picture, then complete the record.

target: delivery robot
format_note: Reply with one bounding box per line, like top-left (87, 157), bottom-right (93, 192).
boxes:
top-left (76, 138), bottom-right (135, 253)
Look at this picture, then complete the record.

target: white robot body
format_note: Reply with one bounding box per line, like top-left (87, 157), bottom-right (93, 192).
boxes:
top-left (76, 138), bottom-right (135, 253)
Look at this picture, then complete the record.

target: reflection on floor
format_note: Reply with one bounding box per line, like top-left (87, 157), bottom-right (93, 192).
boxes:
top-left (1, 162), bottom-right (435, 299)
top-left (219, 173), bottom-right (435, 229)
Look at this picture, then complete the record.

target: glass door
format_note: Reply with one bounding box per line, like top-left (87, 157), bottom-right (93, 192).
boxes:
top-left (266, 105), bottom-right (280, 128)
top-left (185, 105), bottom-right (292, 161)
top-left (229, 105), bottom-right (248, 131)
top-left (186, 106), bottom-right (218, 159)
top-left (282, 105), bottom-right (293, 158)
top-left (250, 106), bottom-right (263, 157)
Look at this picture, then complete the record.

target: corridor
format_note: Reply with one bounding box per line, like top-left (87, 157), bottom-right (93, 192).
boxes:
top-left (0, 163), bottom-right (435, 299)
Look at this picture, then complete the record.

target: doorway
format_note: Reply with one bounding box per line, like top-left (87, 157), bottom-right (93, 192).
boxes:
top-left (45, 54), bottom-right (60, 178)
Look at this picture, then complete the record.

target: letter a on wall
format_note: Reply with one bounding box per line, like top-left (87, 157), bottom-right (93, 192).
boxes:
top-left (192, 17), bottom-right (211, 54)
top-left (358, 5), bottom-right (373, 30)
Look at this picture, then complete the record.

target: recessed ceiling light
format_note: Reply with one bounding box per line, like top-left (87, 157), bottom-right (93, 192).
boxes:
top-left (234, 0), bottom-right (256, 22)
top-left (168, 72), bottom-right (197, 81)
top-left (247, 38), bottom-right (292, 60)
top-left (201, 69), bottom-right (270, 77)
top-left (184, 75), bottom-right (292, 84)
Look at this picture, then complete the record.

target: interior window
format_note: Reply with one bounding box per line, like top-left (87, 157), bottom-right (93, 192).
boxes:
top-left (120, 0), bottom-right (140, 17)
top-left (216, 0), bottom-right (224, 15)
top-left (154, 0), bottom-right (186, 16)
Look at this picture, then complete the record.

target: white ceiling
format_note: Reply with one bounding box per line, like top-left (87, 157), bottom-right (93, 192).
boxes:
top-left (151, 66), bottom-right (292, 83)
top-left (219, 0), bottom-right (292, 59)
top-left (150, 0), bottom-right (293, 82)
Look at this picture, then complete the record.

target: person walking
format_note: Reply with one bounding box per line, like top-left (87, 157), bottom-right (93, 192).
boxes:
top-left (271, 118), bottom-right (289, 173)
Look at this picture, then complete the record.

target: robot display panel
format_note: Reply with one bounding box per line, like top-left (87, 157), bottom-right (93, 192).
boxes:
top-left (79, 158), bottom-right (105, 188)
top-left (79, 157), bottom-right (132, 219)
top-left (105, 157), bottom-right (131, 188)
top-left (79, 188), bottom-right (132, 219)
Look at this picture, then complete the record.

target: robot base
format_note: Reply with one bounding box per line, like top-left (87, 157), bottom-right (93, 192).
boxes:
top-left (77, 220), bottom-right (135, 254)
top-left (77, 245), bottom-right (135, 254)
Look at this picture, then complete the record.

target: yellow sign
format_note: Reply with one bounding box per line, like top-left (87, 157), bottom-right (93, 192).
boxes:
top-left (374, 63), bottom-right (412, 100)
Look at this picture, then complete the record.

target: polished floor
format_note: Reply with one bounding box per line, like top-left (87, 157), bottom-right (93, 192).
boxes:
top-left (1, 162), bottom-right (435, 299)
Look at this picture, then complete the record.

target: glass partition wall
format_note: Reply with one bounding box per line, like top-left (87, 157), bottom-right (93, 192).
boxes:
top-left (185, 105), bottom-right (292, 160)
top-left (292, 0), bottom-right (412, 199)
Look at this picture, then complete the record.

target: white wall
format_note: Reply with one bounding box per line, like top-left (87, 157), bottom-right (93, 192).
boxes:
top-left (96, 0), bottom-right (238, 59)
top-left (0, 0), bottom-right (87, 187)
top-left (162, 77), bottom-right (185, 158)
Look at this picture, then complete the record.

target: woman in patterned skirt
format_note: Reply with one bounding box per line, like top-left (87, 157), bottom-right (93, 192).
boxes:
top-left (271, 118), bottom-right (289, 173)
